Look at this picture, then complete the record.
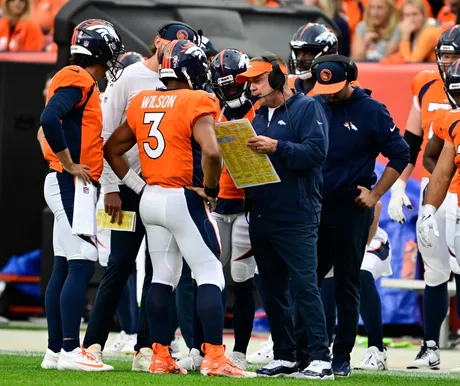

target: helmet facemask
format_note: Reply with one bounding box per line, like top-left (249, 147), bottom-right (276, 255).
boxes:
top-left (105, 40), bottom-right (125, 82)
top-left (211, 74), bottom-right (249, 108)
top-left (289, 45), bottom-right (323, 79)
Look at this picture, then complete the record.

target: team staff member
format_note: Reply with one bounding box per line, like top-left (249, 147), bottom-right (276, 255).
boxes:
top-left (235, 54), bottom-right (333, 380)
top-left (39, 19), bottom-right (124, 371)
top-left (82, 22), bottom-right (198, 371)
top-left (311, 54), bottom-right (409, 376)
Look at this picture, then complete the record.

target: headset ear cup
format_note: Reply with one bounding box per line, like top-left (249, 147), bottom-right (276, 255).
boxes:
top-left (268, 63), bottom-right (285, 91)
top-left (351, 62), bottom-right (358, 81)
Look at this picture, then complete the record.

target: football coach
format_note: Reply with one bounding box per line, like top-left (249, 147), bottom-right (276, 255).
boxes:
top-left (235, 53), bottom-right (333, 380)
top-left (311, 54), bottom-right (410, 376)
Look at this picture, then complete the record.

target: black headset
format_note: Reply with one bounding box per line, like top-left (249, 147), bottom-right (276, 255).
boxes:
top-left (311, 54), bottom-right (358, 82)
top-left (157, 21), bottom-right (199, 44)
top-left (262, 54), bottom-right (286, 92)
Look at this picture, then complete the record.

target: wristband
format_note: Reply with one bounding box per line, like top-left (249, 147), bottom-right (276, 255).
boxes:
top-left (204, 185), bottom-right (220, 198)
top-left (122, 168), bottom-right (146, 195)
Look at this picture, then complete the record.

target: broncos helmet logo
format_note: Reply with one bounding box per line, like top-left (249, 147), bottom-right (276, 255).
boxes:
top-left (315, 31), bottom-right (337, 50)
top-left (184, 44), bottom-right (206, 61)
top-left (238, 53), bottom-right (250, 69)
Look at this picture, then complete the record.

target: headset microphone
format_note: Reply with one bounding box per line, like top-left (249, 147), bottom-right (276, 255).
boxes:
top-left (256, 89), bottom-right (278, 100)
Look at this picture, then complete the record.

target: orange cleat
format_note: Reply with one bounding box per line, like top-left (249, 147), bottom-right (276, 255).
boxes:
top-left (149, 343), bottom-right (187, 375)
top-left (200, 343), bottom-right (256, 378)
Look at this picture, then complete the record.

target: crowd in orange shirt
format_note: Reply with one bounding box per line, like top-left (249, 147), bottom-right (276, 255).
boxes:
top-left (0, 0), bottom-right (456, 64)
top-left (0, 0), bottom-right (67, 52)
top-left (248, 0), bottom-right (458, 63)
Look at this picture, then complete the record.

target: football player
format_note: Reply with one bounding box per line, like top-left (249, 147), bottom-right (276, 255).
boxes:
top-left (178, 48), bottom-right (258, 371)
top-left (288, 22), bottom-right (339, 96)
top-left (96, 50), bottom-right (146, 355)
top-left (83, 21), bottom-right (198, 372)
top-left (419, 57), bottom-right (460, 374)
top-left (104, 39), bottom-right (255, 378)
top-left (40, 18), bottom-right (124, 371)
top-left (388, 25), bottom-right (460, 370)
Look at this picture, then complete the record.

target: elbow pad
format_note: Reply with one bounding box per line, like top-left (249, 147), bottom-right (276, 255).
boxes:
top-left (403, 130), bottom-right (423, 165)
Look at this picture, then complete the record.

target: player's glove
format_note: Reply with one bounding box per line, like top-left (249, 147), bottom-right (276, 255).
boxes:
top-left (388, 179), bottom-right (413, 224)
top-left (417, 204), bottom-right (439, 248)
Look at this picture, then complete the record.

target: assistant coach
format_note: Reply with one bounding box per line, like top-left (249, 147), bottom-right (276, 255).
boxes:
top-left (311, 54), bottom-right (409, 376)
top-left (235, 54), bottom-right (333, 380)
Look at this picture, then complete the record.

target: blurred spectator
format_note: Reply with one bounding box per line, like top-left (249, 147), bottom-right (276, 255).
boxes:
top-left (382, 0), bottom-right (440, 63)
top-left (303, 0), bottom-right (351, 55)
top-left (33, 0), bottom-right (67, 35)
top-left (342, 0), bottom-right (365, 40)
top-left (437, 0), bottom-right (457, 28)
top-left (247, 0), bottom-right (282, 5)
top-left (351, 0), bottom-right (399, 61)
top-left (32, 0), bottom-right (67, 51)
top-left (0, 0), bottom-right (44, 51)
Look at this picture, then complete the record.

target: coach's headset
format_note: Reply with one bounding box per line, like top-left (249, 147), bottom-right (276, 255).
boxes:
top-left (261, 54), bottom-right (286, 92)
top-left (310, 54), bottom-right (358, 83)
top-left (157, 21), bottom-right (201, 46)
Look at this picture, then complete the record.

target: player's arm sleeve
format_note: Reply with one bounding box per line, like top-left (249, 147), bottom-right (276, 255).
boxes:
top-left (40, 87), bottom-right (83, 153)
top-left (100, 79), bottom-right (130, 193)
top-left (275, 99), bottom-right (329, 170)
top-left (376, 106), bottom-right (410, 173)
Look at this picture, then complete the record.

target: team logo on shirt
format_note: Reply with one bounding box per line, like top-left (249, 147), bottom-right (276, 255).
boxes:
top-left (344, 121), bottom-right (358, 131)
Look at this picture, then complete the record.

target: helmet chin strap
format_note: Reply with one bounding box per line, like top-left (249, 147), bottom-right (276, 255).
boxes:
top-left (182, 68), bottom-right (194, 90)
top-left (297, 71), bottom-right (312, 80)
top-left (447, 90), bottom-right (458, 108)
top-left (226, 94), bottom-right (248, 109)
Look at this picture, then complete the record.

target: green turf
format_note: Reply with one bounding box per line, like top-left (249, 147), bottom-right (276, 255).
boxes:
top-left (1, 354), bottom-right (460, 385)
top-left (0, 324), bottom-right (48, 331)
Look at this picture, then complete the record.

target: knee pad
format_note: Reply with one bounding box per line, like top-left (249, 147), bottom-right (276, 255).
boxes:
top-left (192, 258), bottom-right (225, 291)
top-left (424, 268), bottom-right (451, 287)
top-left (231, 258), bottom-right (257, 283)
top-left (151, 252), bottom-right (182, 290)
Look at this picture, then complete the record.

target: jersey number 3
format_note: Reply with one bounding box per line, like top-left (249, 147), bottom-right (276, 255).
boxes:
top-left (143, 112), bottom-right (165, 159)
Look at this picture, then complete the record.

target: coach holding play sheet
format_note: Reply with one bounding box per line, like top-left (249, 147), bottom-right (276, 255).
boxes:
top-left (311, 54), bottom-right (409, 376)
top-left (235, 54), bottom-right (333, 380)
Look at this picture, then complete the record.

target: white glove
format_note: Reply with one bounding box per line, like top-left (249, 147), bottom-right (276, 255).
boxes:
top-left (388, 179), bottom-right (413, 224)
top-left (417, 204), bottom-right (439, 248)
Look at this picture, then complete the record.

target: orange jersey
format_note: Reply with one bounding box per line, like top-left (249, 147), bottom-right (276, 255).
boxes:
top-left (43, 65), bottom-right (104, 181)
top-left (216, 102), bottom-right (259, 200)
top-left (411, 70), bottom-right (450, 178)
top-left (432, 107), bottom-right (460, 193)
top-left (126, 89), bottom-right (217, 188)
